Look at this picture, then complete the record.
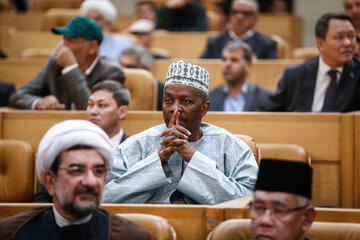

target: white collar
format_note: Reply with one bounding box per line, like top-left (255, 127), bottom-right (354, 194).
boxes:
top-left (53, 206), bottom-right (93, 227)
top-left (110, 128), bottom-right (124, 147)
top-left (84, 57), bottom-right (99, 75)
top-left (318, 57), bottom-right (343, 82)
top-left (229, 29), bottom-right (255, 40)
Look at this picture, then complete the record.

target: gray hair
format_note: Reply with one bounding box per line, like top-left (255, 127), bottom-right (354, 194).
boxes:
top-left (223, 40), bottom-right (254, 63)
top-left (122, 45), bottom-right (153, 70)
top-left (231, 0), bottom-right (259, 13)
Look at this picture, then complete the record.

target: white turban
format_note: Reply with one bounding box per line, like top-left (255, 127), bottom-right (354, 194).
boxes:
top-left (36, 120), bottom-right (113, 184)
top-left (80, 0), bottom-right (118, 23)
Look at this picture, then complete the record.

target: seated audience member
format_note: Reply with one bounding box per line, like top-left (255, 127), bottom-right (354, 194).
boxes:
top-left (103, 60), bottom-right (258, 204)
top-left (80, 0), bottom-right (133, 60)
top-left (120, 46), bottom-right (164, 110)
top-left (249, 159), bottom-right (315, 240)
top-left (0, 82), bottom-right (15, 106)
top-left (9, 16), bottom-right (125, 110)
top-left (209, 41), bottom-right (271, 111)
top-left (135, 0), bottom-right (157, 23)
top-left (344, 0), bottom-right (360, 34)
top-left (88, 80), bottom-right (130, 147)
top-left (156, 0), bottom-right (208, 31)
top-left (0, 120), bottom-right (151, 240)
top-left (32, 81), bottom-right (130, 202)
top-left (201, 0), bottom-right (277, 59)
top-left (261, 12), bottom-right (360, 112)
top-left (128, 19), bottom-right (169, 59)
top-left (267, 0), bottom-right (290, 14)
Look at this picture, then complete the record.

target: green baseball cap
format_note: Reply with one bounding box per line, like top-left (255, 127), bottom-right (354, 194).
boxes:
top-left (51, 16), bottom-right (103, 45)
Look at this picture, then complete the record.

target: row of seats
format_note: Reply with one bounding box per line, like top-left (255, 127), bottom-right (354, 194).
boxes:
top-left (1, 111), bottom-right (359, 208)
top-left (0, 11), bottom-right (302, 52)
top-left (1, 202), bottom-right (360, 240)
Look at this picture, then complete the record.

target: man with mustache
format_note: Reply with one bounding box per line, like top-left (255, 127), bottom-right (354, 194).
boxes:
top-left (104, 60), bottom-right (258, 204)
top-left (249, 159), bottom-right (315, 240)
top-left (0, 120), bottom-right (151, 240)
top-left (260, 12), bottom-right (360, 112)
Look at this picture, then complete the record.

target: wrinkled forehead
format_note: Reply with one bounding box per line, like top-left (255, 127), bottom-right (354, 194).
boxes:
top-left (253, 190), bottom-right (297, 205)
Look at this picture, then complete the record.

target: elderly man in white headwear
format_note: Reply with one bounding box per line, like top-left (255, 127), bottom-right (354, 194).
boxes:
top-left (81, 0), bottom-right (132, 60)
top-left (104, 60), bottom-right (258, 204)
top-left (0, 120), bottom-right (151, 240)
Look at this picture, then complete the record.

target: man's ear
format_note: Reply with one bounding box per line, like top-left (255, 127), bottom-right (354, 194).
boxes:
top-left (118, 105), bottom-right (129, 121)
top-left (301, 206), bottom-right (316, 232)
top-left (316, 37), bottom-right (324, 53)
top-left (201, 100), bottom-right (210, 117)
top-left (42, 170), bottom-right (56, 196)
top-left (88, 40), bottom-right (99, 55)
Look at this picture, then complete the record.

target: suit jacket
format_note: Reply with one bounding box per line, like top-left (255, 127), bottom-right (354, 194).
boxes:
top-left (260, 57), bottom-right (360, 112)
top-left (9, 56), bottom-right (125, 110)
top-left (0, 82), bottom-right (15, 106)
top-left (209, 82), bottom-right (271, 111)
top-left (201, 30), bottom-right (277, 59)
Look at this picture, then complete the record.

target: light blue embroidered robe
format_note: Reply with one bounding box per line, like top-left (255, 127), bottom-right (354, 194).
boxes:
top-left (103, 122), bottom-right (258, 204)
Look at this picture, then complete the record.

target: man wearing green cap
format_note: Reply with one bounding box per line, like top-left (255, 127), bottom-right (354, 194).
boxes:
top-left (9, 16), bottom-right (125, 110)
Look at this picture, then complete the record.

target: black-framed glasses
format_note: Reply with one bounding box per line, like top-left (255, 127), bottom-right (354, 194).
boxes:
top-left (230, 10), bottom-right (256, 17)
top-left (58, 165), bottom-right (108, 178)
top-left (247, 201), bottom-right (308, 220)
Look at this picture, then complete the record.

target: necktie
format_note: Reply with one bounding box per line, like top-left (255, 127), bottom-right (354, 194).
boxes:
top-left (322, 69), bottom-right (338, 111)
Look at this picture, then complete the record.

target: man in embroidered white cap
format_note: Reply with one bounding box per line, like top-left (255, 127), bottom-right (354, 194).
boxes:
top-left (104, 60), bottom-right (258, 204)
top-left (0, 120), bottom-right (151, 240)
top-left (80, 0), bottom-right (132, 60)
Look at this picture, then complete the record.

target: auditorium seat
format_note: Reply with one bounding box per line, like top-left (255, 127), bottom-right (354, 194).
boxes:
top-left (123, 68), bottom-right (158, 110)
top-left (235, 134), bottom-right (260, 165)
top-left (118, 213), bottom-right (176, 240)
top-left (291, 47), bottom-right (319, 60)
top-left (0, 140), bottom-right (35, 202)
top-left (207, 219), bottom-right (360, 240)
top-left (270, 34), bottom-right (289, 59)
top-left (30, 0), bottom-right (82, 11)
top-left (40, 8), bottom-right (80, 31)
top-left (258, 143), bottom-right (311, 165)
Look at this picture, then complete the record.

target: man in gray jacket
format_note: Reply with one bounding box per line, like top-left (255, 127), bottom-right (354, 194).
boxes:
top-left (9, 16), bottom-right (125, 110)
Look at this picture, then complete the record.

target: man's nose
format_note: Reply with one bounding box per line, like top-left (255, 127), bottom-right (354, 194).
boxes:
top-left (81, 169), bottom-right (99, 187)
top-left (259, 209), bottom-right (276, 226)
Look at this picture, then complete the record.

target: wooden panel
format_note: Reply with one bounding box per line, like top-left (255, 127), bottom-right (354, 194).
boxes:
top-left (341, 114), bottom-right (355, 208)
top-left (1, 111), bottom-right (350, 207)
top-left (6, 31), bottom-right (61, 57)
top-left (255, 14), bottom-right (302, 52)
top-left (151, 32), bottom-right (217, 59)
top-left (0, 203), bottom-right (223, 240)
top-left (355, 113), bottom-right (360, 208)
top-left (0, 12), bottom-right (44, 31)
top-left (312, 162), bottom-right (340, 207)
top-left (2, 111), bottom-right (86, 150)
top-left (0, 59), bottom-right (46, 89)
top-left (152, 59), bottom-right (303, 90)
top-left (223, 207), bottom-right (360, 223)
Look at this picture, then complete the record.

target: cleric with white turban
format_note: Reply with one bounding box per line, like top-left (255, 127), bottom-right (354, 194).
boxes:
top-left (36, 119), bottom-right (113, 184)
top-left (80, 0), bottom-right (117, 24)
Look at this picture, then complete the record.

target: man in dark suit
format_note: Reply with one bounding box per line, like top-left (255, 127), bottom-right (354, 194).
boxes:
top-left (87, 80), bottom-right (130, 147)
top-left (209, 41), bottom-right (271, 111)
top-left (201, 0), bottom-right (277, 59)
top-left (261, 12), bottom-right (360, 112)
top-left (9, 16), bottom-right (125, 110)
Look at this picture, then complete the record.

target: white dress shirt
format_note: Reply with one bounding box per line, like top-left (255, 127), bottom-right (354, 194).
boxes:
top-left (312, 57), bottom-right (343, 112)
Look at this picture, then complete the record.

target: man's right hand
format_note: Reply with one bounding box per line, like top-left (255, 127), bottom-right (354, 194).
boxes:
top-left (53, 45), bottom-right (77, 68)
top-left (35, 95), bottom-right (66, 110)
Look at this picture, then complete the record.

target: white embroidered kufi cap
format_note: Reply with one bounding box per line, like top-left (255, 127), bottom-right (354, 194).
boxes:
top-left (80, 0), bottom-right (118, 23)
top-left (36, 120), bottom-right (113, 184)
top-left (165, 60), bottom-right (210, 95)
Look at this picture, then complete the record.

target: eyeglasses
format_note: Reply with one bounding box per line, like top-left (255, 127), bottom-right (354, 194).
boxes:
top-left (230, 10), bottom-right (256, 17)
top-left (58, 165), bottom-right (108, 178)
top-left (247, 201), bottom-right (308, 220)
